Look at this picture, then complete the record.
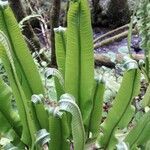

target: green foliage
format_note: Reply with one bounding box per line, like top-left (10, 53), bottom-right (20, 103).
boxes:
top-left (54, 26), bottom-right (66, 77)
top-left (0, 31), bottom-right (33, 146)
top-left (55, 94), bottom-right (85, 150)
top-left (142, 84), bottom-right (150, 107)
top-left (0, 77), bottom-right (21, 144)
top-left (64, 0), bottom-right (94, 130)
top-left (89, 78), bottom-right (105, 139)
top-left (137, 0), bottom-right (150, 108)
top-left (125, 111), bottom-right (150, 149)
top-left (48, 109), bottom-right (69, 150)
top-left (0, 0), bottom-right (150, 150)
top-left (0, 1), bottom-right (47, 148)
top-left (98, 59), bottom-right (141, 149)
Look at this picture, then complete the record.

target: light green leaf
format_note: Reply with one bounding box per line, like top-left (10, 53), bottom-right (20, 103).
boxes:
top-left (125, 111), bottom-right (150, 149)
top-left (54, 93), bottom-right (85, 150)
top-left (98, 60), bottom-right (140, 149)
top-left (0, 77), bottom-right (21, 142)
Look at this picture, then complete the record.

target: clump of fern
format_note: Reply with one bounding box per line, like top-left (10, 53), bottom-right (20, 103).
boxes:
top-left (136, 0), bottom-right (150, 107)
top-left (137, 0), bottom-right (150, 81)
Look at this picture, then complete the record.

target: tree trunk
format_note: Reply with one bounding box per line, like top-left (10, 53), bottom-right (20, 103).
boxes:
top-left (9, 0), bottom-right (40, 52)
top-left (50, 0), bottom-right (61, 67)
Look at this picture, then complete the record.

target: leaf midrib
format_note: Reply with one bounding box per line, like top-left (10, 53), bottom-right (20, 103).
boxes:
top-left (104, 70), bottom-right (137, 150)
top-left (1, 8), bottom-right (34, 96)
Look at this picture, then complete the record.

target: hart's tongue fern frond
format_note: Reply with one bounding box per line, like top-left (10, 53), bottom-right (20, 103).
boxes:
top-left (137, 0), bottom-right (150, 107)
top-left (0, 4), bottom-right (44, 98)
top-left (64, 0), bottom-right (94, 131)
top-left (54, 26), bottom-right (67, 78)
top-left (0, 77), bottom-right (22, 144)
top-left (48, 106), bottom-right (70, 150)
top-left (0, 2), bottom-right (47, 146)
top-left (54, 93), bottom-right (86, 150)
top-left (0, 31), bottom-right (34, 146)
top-left (125, 111), bottom-right (150, 149)
top-left (98, 59), bottom-right (141, 149)
top-left (89, 77), bottom-right (105, 139)
top-left (79, 0), bottom-right (94, 129)
top-left (65, 1), bottom-right (80, 105)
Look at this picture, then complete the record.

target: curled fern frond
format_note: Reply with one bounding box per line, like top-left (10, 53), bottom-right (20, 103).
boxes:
top-left (123, 56), bottom-right (138, 71)
top-left (35, 129), bottom-right (50, 147)
top-left (48, 105), bottom-right (70, 150)
top-left (3, 143), bottom-right (18, 150)
top-left (45, 68), bottom-right (64, 87)
top-left (19, 14), bottom-right (41, 29)
top-left (31, 94), bottom-right (49, 130)
top-left (54, 93), bottom-right (85, 150)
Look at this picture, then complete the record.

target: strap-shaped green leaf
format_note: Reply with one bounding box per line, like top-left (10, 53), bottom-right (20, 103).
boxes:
top-left (145, 140), bottom-right (150, 150)
top-left (54, 26), bottom-right (67, 78)
top-left (89, 77), bottom-right (105, 139)
top-left (54, 27), bottom-right (67, 99)
top-left (0, 3), bottom-right (46, 143)
top-left (0, 78), bottom-right (21, 132)
top-left (98, 61), bottom-right (141, 149)
top-left (142, 84), bottom-right (150, 107)
top-left (0, 43), bottom-right (31, 145)
top-left (125, 111), bottom-right (150, 149)
top-left (79, 0), bottom-right (94, 129)
top-left (31, 94), bottom-right (49, 130)
top-left (137, 0), bottom-right (150, 79)
top-left (64, 0), bottom-right (94, 131)
top-left (54, 94), bottom-right (85, 150)
top-left (45, 68), bottom-right (64, 99)
top-left (48, 107), bottom-right (70, 150)
top-left (0, 77), bottom-right (22, 140)
top-left (0, 4), bottom-right (44, 99)
top-left (0, 31), bottom-right (38, 146)
top-left (0, 3), bottom-right (46, 146)
top-left (65, 1), bottom-right (80, 104)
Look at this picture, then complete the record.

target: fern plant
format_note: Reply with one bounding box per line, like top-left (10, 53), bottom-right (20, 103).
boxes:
top-left (55, 0), bottom-right (150, 149)
top-left (0, 1), bottom-right (48, 148)
top-left (0, 0), bottom-right (150, 150)
top-left (137, 0), bottom-right (150, 107)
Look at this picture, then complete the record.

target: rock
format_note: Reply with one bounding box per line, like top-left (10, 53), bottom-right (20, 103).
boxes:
top-left (91, 0), bottom-right (135, 28)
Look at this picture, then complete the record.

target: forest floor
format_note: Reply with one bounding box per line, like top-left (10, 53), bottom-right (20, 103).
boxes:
top-left (93, 27), bottom-right (146, 131)
top-left (94, 27), bottom-right (142, 54)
